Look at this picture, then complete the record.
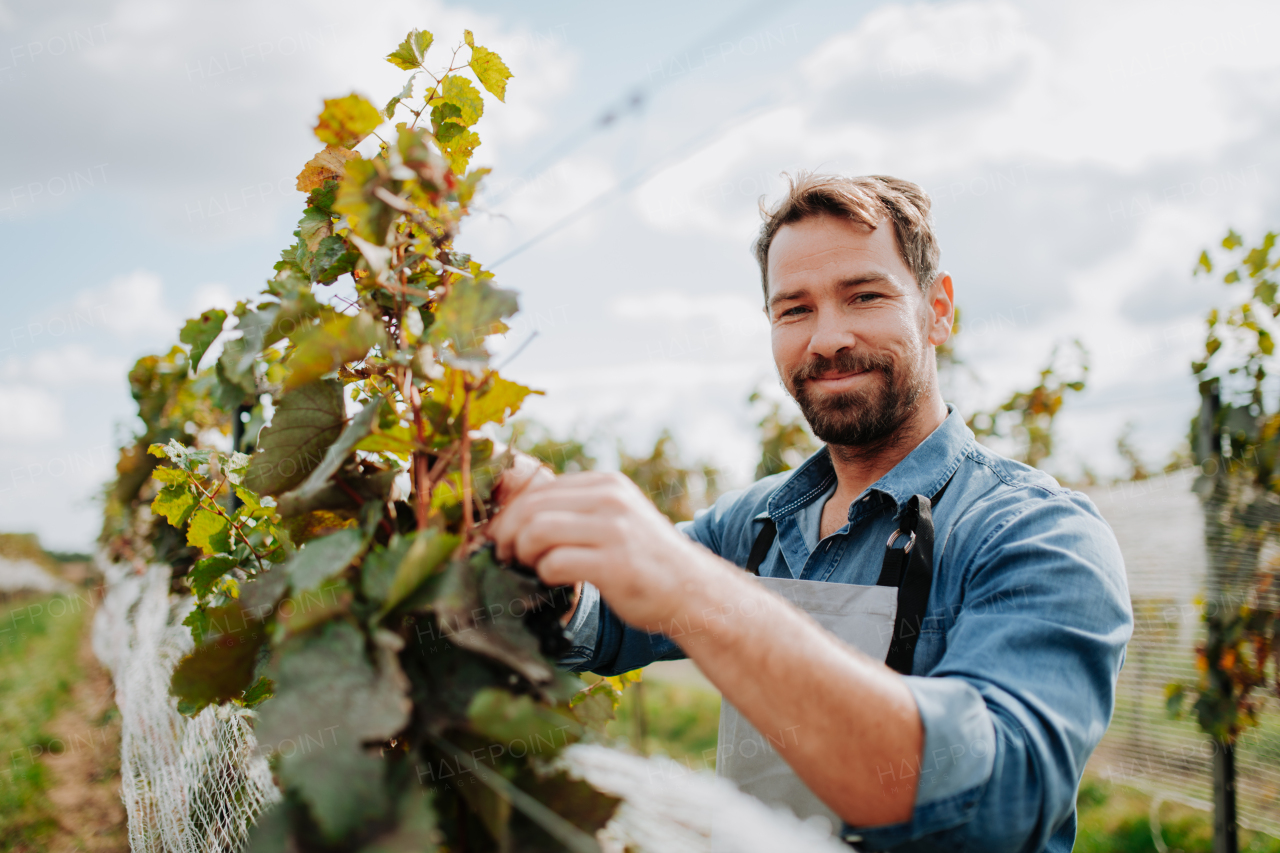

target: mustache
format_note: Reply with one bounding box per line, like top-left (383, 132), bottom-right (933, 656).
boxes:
top-left (789, 351), bottom-right (894, 386)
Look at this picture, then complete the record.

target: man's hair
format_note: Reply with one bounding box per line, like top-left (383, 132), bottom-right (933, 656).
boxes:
top-left (752, 173), bottom-right (940, 302)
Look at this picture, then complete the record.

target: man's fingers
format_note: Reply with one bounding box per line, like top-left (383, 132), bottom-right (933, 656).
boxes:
top-left (536, 545), bottom-right (601, 588)
top-left (511, 513), bottom-right (616, 569)
top-left (489, 485), bottom-right (631, 558)
top-left (492, 452), bottom-right (555, 507)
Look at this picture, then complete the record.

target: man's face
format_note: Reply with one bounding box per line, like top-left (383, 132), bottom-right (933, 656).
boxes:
top-left (766, 214), bottom-right (951, 448)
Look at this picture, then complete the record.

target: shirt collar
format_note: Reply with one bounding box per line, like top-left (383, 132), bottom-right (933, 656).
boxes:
top-left (765, 405), bottom-right (972, 521)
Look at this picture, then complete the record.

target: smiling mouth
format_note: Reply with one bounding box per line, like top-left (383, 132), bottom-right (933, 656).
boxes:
top-left (809, 369), bottom-right (870, 383)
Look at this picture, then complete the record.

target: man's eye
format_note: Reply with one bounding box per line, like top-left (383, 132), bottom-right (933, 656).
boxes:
top-left (852, 293), bottom-right (881, 304)
top-left (780, 305), bottom-right (809, 317)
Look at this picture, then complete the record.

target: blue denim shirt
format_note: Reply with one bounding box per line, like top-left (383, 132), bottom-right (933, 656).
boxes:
top-left (562, 408), bottom-right (1132, 853)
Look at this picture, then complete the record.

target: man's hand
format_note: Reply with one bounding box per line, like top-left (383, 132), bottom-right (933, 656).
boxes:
top-left (487, 470), bottom-right (708, 632)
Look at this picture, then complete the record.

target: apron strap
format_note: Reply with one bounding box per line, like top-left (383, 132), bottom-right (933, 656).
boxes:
top-left (744, 517), bottom-right (777, 576)
top-left (877, 473), bottom-right (955, 674)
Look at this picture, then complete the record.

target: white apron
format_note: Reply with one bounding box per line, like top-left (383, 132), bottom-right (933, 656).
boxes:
top-left (713, 483), bottom-right (949, 838)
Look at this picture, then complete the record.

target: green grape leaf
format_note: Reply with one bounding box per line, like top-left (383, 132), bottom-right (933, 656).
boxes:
top-left (441, 75), bottom-right (483, 127)
top-left (298, 206), bottom-right (332, 252)
top-left (276, 469), bottom-right (398, 520)
top-left (464, 29), bottom-right (474, 47)
top-left (170, 610), bottom-right (267, 715)
top-left (433, 547), bottom-right (555, 685)
top-left (187, 509), bottom-right (231, 556)
top-left (255, 622), bottom-right (410, 767)
top-left (152, 483), bottom-right (197, 528)
top-left (278, 398), bottom-right (383, 510)
top-left (428, 274), bottom-right (519, 361)
top-left (256, 622), bottom-right (408, 841)
top-left (360, 534), bottom-right (415, 605)
top-left (386, 29), bottom-right (433, 71)
top-left (279, 743), bottom-right (389, 842)
top-left (240, 675), bottom-right (274, 708)
top-left (379, 528), bottom-right (461, 615)
top-left (284, 527), bottom-right (366, 594)
top-left (384, 72), bottom-right (417, 118)
top-left (238, 566), bottom-right (289, 622)
top-left (469, 43), bottom-right (511, 102)
top-left (243, 379), bottom-right (346, 496)
top-left (277, 578), bottom-right (353, 639)
top-left (308, 235), bottom-right (359, 283)
top-left (467, 687), bottom-right (581, 749)
top-left (284, 312), bottom-right (385, 390)
top-left (179, 310), bottom-right (227, 373)
top-left (189, 555), bottom-right (237, 599)
top-left (1223, 229), bottom-right (1243, 250)
top-left (314, 93), bottom-right (382, 149)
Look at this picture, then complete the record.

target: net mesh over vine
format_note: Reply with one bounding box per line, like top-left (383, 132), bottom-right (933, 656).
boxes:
top-left (91, 553), bottom-right (852, 853)
top-left (92, 554), bottom-right (280, 853)
top-left (1084, 473), bottom-right (1280, 836)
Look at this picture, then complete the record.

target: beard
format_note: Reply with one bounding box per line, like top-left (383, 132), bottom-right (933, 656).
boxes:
top-left (787, 349), bottom-right (926, 448)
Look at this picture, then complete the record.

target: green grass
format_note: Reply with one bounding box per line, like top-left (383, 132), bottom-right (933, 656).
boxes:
top-left (1069, 776), bottom-right (1280, 852)
top-left (0, 593), bottom-right (88, 852)
top-left (607, 678), bottom-right (722, 771)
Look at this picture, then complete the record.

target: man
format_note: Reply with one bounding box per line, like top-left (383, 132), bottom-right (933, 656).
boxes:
top-left (489, 174), bottom-right (1132, 852)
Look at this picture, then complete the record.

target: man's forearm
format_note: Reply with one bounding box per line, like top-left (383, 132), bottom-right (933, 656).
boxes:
top-left (670, 546), bottom-right (922, 827)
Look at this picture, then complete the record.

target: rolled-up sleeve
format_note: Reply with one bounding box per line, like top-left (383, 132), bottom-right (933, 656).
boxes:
top-left (850, 495), bottom-right (1132, 852)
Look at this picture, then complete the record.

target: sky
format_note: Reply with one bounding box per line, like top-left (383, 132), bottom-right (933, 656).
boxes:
top-left (1, 0), bottom-right (1277, 550)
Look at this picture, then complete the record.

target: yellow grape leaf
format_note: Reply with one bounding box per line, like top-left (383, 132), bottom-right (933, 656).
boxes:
top-left (152, 483), bottom-right (196, 527)
top-left (469, 376), bottom-right (542, 427)
top-left (355, 423), bottom-right (419, 458)
top-left (602, 669), bottom-right (643, 692)
top-left (285, 312), bottom-right (385, 391)
top-left (296, 144), bottom-right (359, 193)
top-left (187, 509), bottom-right (231, 556)
top-left (314, 93), bottom-right (382, 149)
top-left (441, 75), bottom-right (483, 127)
top-left (438, 129), bottom-right (480, 175)
top-left (468, 43), bottom-right (511, 102)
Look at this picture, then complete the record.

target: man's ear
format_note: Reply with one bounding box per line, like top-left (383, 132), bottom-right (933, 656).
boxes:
top-left (927, 273), bottom-right (955, 347)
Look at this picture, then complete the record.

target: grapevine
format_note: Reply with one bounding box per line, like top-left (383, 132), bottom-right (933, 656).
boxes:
top-left (101, 27), bottom-right (629, 850)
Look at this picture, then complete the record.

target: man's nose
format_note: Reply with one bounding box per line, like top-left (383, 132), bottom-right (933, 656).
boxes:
top-left (806, 310), bottom-right (857, 360)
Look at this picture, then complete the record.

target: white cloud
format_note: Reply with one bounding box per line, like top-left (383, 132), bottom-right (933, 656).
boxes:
top-left (1, 345), bottom-right (125, 387)
top-left (74, 269), bottom-right (177, 340)
top-left (0, 386), bottom-right (65, 440)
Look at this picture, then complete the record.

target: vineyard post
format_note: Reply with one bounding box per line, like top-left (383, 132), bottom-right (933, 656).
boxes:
top-left (1213, 742), bottom-right (1238, 853)
top-left (1198, 379), bottom-right (1238, 853)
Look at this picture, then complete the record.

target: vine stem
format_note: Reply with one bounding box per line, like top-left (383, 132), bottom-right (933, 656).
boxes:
top-left (460, 379), bottom-right (474, 538)
top-left (191, 476), bottom-right (267, 574)
top-left (410, 384), bottom-right (430, 531)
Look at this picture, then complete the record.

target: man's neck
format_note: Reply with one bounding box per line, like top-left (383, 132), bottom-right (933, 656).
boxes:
top-left (826, 392), bottom-right (949, 506)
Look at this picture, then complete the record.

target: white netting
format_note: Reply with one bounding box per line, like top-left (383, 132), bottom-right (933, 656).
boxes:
top-left (92, 554), bottom-right (280, 853)
top-left (93, 552), bottom-right (852, 853)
